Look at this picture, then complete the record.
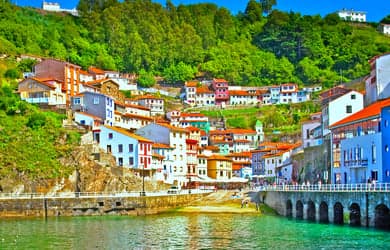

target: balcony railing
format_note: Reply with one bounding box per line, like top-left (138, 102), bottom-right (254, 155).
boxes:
top-left (260, 183), bottom-right (390, 192)
top-left (344, 159), bottom-right (368, 167)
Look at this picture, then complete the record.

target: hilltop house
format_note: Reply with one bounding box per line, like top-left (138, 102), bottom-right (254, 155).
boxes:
top-left (338, 9), bottom-right (366, 22)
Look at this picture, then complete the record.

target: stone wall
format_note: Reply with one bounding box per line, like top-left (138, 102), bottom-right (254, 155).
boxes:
top-left (0, 193), bottom-right (207, 218)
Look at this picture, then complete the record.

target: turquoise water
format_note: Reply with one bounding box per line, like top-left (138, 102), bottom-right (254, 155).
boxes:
top-left (0, 213), bottom-right (389, 249)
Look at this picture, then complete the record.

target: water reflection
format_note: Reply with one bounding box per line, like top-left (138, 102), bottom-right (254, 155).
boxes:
top-left (0, 214), bottom-right (389, 249)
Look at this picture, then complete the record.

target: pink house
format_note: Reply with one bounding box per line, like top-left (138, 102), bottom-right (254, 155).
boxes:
top-left (212, 78), bottom-right (229, 106)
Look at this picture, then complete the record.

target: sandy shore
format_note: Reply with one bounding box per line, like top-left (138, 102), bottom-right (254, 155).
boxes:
top-left (174, 190), bottom-right (261, 214)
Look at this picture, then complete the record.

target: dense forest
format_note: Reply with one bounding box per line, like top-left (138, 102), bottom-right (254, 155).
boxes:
top-left (1, 0), bottom-right (390, 87)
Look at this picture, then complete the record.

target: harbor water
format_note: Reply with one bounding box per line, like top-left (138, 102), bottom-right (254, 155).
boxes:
top-left (0, 213), bottom-right (389, 249)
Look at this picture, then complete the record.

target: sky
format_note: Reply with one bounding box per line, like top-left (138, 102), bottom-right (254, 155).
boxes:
top-left (13, 0), bottom-right (390, 22)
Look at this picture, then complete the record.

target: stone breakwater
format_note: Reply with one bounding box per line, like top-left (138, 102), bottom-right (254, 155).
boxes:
top-left (0, 193), bottom-right (208, 217)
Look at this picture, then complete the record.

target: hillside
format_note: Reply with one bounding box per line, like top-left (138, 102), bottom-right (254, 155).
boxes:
top-left (0, 82), bottom-right (162, 193)
top-left (0, 1), bottom-right (390, 86)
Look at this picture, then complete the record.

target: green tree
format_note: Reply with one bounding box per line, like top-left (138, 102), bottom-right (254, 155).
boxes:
top-left (163, 62), bottom-right (197, 84)
top-left (137, 69), bottom-right (156, 88)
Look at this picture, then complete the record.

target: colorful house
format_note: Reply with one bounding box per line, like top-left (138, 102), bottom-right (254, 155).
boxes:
top-left (136, 123), bottom-right (188, 184)
top-left (96, 126), bottom-right (153, 170)
top-left (18, 78), bottom-right (66, 106)
top-left (71, 91), bottom-right (115, 126)
top-left (207, 154), bottom-right (232, 181)
top-left (212, 78), bottom-right (229, 106)
top-left (365, 53), bottom-right (390, 106)
top-left (34, 58), bottom-right (81, 102)
top-left (330, 98), bottom-right (390, 184)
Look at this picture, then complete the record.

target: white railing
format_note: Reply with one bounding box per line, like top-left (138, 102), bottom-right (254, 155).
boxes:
top-left (259, 183), bottom-right (390, 192)
top-left (0, 189), bottom-right (213, 200)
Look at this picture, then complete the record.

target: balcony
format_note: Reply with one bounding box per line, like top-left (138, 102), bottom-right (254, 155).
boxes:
top-left (344, 159), bottom-right (368, 168)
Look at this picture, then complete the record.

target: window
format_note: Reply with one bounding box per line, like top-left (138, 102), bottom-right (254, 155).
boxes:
top-left (93, 97), bottom-right (99, 104)
top-left (108, 133), bottom-right (113, 139)
top-left (129, 157), bottom-right (134, 165)
top-left (129, 144), bottom-right (133, 152)
top-left (351, 94), bottom-right (356, 99)
top-left (372, 144), bottom-right (377, 163)
top-left (118, 157), bottom-right (123, 166)
top-left (118, 144), bottom-right (123, 153)
top-left (73, 98), bottom-right (81, 105)
top-left (346, 105), bottom-right (352, 113)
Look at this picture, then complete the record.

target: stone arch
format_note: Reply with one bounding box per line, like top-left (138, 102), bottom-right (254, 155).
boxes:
top-left (334, 202), bottom-right (344, 225)
top-left (307, 200), bottom-right (316, 221)
top-left (296, 200), bottom-right (303, 219)
top-left (319, 201), bottom-right (329, 223)
top-left (375, 204), bottom-right (390, 230)
top-left (286, 199), bottom-right (293, 218)
top-left (349, 203), bottom-right (361, 227)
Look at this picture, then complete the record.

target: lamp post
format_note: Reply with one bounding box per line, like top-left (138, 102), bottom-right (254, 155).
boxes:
top-left (188, 176), bottom-right (191, 194)
top-left (140, 166), bottom-right (146, 196)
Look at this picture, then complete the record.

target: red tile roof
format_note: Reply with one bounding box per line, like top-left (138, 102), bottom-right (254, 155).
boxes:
top-left (105, 126), bottom-right (152, 143)
top-left (181, 112), bottom-right (206, 117)
top-left (185, 81), bottom-right (198, 87)
top-left (186, 126), bottom-right (201, 132)
top-left (229, 90), bottom-right (258, 96)
top-left (157, 123), bottom-right (188, 133)
top-left (196, 85), bottom-right (213, 94)
top-left (135, 94), bottom-right (163, 100)
top-left (88, 66), bottom-right (105, 74)
top-left (213, 78), bottom-right (228, 83)
top-left (207, 154), bottom-right (232, 161)
top-left (330, 98), bottom-right (390, 128)
top-left (152, 143), bottom-right (173, 149)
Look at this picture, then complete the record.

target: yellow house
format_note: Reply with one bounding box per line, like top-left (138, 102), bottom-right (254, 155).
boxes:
top-left (207, 154), bottom-right (232, 181)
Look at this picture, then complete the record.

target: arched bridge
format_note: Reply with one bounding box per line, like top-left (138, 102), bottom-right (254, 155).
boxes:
top-left (259, 183), bottom-right (390, 230)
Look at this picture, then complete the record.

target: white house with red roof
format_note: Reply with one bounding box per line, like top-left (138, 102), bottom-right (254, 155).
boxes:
top-left (74, 112), bottom-right (103, 131)
top-left (226, 151), bottom-right (252, 178)
top-left (79, 69), bottom-right (94, 83)
top-left (329, 98), bottom-right (390, 184)
top-left (365, 53), bottom-right (390, 106)
top-left (196, 85), bottom-right (215, 106)
top-left (320, 87), bottom-right (364, 137)
top-left (229, 89), bottom-right (260, 106)
top-left (166, 110), bottom-right (181, 127)
top-left (184, 81), bottom-right (198, 105)
top-left (178, 112), bottom-right (209, 129)
top-left (18, 77), bottom-right (66, 106)
top-left (113, 111), bottom-right (153, 130)
top-left (136, 123), bottom-right (188, 185)
top-left (279, 83), bottom-right (298, 104)
top-left (88, 66), bottom-right (106, 81)
top-left (135, 95), bottom-right (165, 116)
